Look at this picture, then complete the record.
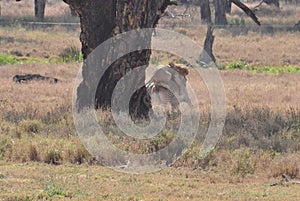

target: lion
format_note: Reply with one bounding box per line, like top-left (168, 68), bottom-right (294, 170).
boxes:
top-left (146, 62), bottom-right (191, 111)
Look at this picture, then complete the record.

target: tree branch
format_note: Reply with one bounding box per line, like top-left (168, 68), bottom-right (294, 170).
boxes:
top-left (231, 0), bottom-right (261, 25)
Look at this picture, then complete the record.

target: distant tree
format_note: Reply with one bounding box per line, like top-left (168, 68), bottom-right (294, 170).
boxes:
top-left (200, 0), bottom-right (211, 23)
top-left (225, 0), bottom-right (232, 13)
top-left (200, 25), bottom-right (216, 63)
top-left (200, 0), bottom-right (260, 63)
top-left (16, 0), bottom-right (46, 19)
top-left (214, 0), bottom-right (227, 25)
top-left (34, 0), bottom-right (46, 20)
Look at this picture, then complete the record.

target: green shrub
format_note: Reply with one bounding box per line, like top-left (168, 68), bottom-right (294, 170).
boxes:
top-left (45, 180), bottom-right (69, 198)
top-left (262, 66), bottom-right (279, 75)
top-left (225, 60), bottom-right (246, 70)
top-left (224, 61), bottom-right (300, 75)
top-left (282, 66), bottom-right (300, 74)
top-left (228, 18), bottom-right (246, 26)
top-left (0, 53), bottom-right (17, 65)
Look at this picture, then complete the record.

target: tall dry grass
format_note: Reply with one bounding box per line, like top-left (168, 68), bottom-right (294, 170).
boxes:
top-left (1, 0), bottom-right (71, 17)
top-left (0, 62), bottom-right (299, 178)
top-left (0, 3), bottom-right (299, 179)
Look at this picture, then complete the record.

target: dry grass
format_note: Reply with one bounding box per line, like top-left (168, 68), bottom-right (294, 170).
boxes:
top-left (0, 26), bottom-right (80, 60)
top-left (1, 0), bottom-right (71, 17)
top-left (188, 68), bottom-right (300, 110)
top-left (0, 3), bottom-right (299, 200)
top-left (0, 162), bottom-right (299, 200)
top-left (214, 32), bottom-right (300, 66)
top-left (1, 59), bottom-right (299, 160)
top-left (153, 27), bottom-right (300, 66)
top-left (0, 63), bottom-right (78, 110)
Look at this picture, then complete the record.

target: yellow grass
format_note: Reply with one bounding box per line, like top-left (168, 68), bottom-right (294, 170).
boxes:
top-left (1, 0), bottom-right (70, 17)
top-left (0, 2), bottom-right (299, 200)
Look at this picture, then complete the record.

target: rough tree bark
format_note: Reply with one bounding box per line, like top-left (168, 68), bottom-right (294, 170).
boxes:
top-left (34, 0), bottom-right (46, 19)
top-left (63, 0), bottom-right (174, 118)
top-left (225, 0), bottom-right (232, 13)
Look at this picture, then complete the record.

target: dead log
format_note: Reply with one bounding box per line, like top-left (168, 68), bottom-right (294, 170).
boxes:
top-left (13, 74), bottom-right (59, 84)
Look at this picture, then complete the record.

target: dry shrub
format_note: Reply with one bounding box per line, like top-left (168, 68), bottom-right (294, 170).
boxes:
top-left (0, 137), bottom-right (13, 160)
top-left (19, 119), bottom-right (42, 135)
top-left (4, 135), bottom-right (93, 165)
top-left (230, 148), bottom-right (256, 177)
top-left (28, 144), bottom-right (41, 162)
top-left (197, 148), bottom-right (258, 178)
top-left (195, 148), bottom-right (297, 180)
top-left (63, 144), bottom-right (92, 164)
top-left (44, 149), bottom-right (62, 165)
top-left (269, 153), bottom-right (300, 179)
top-left (9, 140), bottom-right (43, 162)
top-left (220, 106), bottom-right (300, 153)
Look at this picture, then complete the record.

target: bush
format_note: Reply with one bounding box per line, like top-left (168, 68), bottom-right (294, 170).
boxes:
top-left (270, 154), bottom-right (300, 179)
top-left (0, 53), bottom-right (17, 65)
top-left (44, 149), bottom-right (62, 165)
top-left (228, 18), bottom-right (245, 26)
top-left (221, 106), bottom-right (300, 152)
top-left (231, 148), bottom-right (256, 177)
top-left (225, 60), bottom-right (246, 70)
top-left (19, 120), bottom-right (43, 135)
top-left (28, 144), bottom-right (40, 162)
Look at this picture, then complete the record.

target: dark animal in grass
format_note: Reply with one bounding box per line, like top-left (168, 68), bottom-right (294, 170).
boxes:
top-left (13, 74), bottom-right (59, 83)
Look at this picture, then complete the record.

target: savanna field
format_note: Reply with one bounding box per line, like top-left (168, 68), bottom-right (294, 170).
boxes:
top-left (0, 0), bottom-right (300, 200)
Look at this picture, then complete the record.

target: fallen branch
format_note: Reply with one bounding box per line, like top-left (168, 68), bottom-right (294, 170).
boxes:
top-left (13, 74), bottom-right (59, 84)
top-left (253, 0), bottom-right (264, 9)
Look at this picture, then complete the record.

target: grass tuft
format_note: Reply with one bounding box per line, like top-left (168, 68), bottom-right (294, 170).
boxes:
top-left (58, 46), bottom-right (82, 63)
top-left (0, 53), bottom-right (18, 65)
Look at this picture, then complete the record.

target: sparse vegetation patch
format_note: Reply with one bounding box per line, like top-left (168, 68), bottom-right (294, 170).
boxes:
top-left (223, 60), bottom-right (300, 74)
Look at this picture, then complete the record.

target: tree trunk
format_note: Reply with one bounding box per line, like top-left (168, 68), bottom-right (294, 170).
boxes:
top-left (69, 6), bottom-right (77, 17)
top-left (34, 0), bottom-right (46, 20)
top-left (200, 0), bottom-right (211, 24)
top-left (225, 0), bottom-right (232, 13)
top-left (199, 25), bottom-right (215, 64)
top-left (214, 0), bottom-right (227, 25)
top-left (63, 0), bottom-right (172, 118)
